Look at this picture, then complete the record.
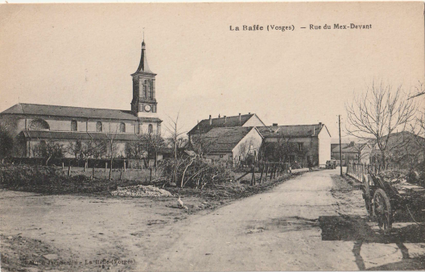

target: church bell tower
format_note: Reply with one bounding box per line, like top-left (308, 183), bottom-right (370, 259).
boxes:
top-left (131, 40), bottom-right (158, 117)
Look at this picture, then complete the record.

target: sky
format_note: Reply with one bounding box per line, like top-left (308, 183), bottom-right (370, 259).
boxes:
top-left (0, 3), bottom-right (423, 139)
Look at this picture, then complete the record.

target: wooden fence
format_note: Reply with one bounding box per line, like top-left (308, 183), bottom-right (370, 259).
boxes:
top-left (346, 162), bottom-right (384, 181)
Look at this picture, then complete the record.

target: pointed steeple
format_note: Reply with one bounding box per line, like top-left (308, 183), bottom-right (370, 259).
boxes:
top-left (134, 40), bottom-right (154, 74)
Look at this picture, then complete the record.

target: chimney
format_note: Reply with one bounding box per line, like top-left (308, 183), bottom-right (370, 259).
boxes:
top-left (224, 116), bottom-right (227, 125)
top-left (209, 115), bottom-right (212, 125)
top-left (272, 123), bottom-right (278, 127)
top-left (319, 122), bottom-right (322, 126)
top-left (248, 112), bottom-right (251, 115)
top-left (239, 113), bottom-right (241, 125)
top-left (218, 114), bottom-right (220, 118)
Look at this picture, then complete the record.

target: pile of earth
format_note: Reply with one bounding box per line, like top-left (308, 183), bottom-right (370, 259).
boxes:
top-left (111, 185), bottom-right (173, 197)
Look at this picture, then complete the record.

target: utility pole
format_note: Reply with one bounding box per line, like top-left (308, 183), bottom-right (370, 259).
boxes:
top-left (339, 115), bottom-right (343, 176)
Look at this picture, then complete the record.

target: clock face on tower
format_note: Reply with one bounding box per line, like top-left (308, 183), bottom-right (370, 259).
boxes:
top-left (144, 105), bottom-right (152, 112)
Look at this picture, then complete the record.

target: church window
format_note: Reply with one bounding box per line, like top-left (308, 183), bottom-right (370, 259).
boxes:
top-left (29, 119), bottom-right (50, 131)
top-left (148, 124), bottom-right (153, 134)
top-left (71, 120), bottom-right (77, 131)
top-left (120, 122), bottom-right (126, 133)
top-left (96, 121), bottom-right (103, 132)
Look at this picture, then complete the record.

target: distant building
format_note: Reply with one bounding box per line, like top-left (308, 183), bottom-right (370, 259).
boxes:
top-left (0, 40), bottom-right (162, 159)
top-left (188, 113), bottom-right (265, 143)
top-left (258, 123), bottom-right (331, 167)
top-left (331, 141), bottom-right (373, 165)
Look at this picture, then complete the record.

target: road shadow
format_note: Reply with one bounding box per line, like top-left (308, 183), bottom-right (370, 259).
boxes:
top-left (245, 216), bottom-right (318, 234)
top-left (318, 215), bottom-right (425, 270)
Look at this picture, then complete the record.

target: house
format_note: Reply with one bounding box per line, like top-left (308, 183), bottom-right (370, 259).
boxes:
top-left (331, 141), bottom-right (374, 165)
top-left (0, 40), bottom-right (162, 159)
top-left (194, 126), bottom-right (263, 165)
top-left (188, 113), bottom-right (265, 143)
top-left (258, 123), bottom-right (331, 167)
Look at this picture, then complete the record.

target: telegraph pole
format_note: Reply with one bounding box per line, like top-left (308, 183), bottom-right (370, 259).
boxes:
top-left (339, 115), bottom-right (343, 176)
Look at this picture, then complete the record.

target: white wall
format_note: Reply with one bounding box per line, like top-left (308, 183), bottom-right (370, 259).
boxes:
top-left (243, 115), bottom-right (265, 127)
top-left (232, 128), bottom-right (263, 164)
top-left (318, 127), bottom-right (331, 166)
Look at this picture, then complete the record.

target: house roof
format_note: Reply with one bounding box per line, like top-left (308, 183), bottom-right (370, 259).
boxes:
top-left (21, 130), bottom-right (141, 142)
top-left (332, 144), bottom-right (360, 153)
top-left (201, 127), bottom-right (255, 153)
top-left (188, 113), bottom-right (264, 135)
top-left (1, 103), bottom-right (162, 122)
top-left (258, 124), bottom-right (327, 138)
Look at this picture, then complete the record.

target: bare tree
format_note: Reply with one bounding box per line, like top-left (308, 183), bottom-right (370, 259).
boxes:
top-left (0, 125), bottom-right (14, 160)
top-left (164, 113), bottom-right (187, 187)
top-left (190, 130), bottom-right (216, 158)
top-left (33, 140), bottom-right (64, 165)
top-left (126, 132), bottom-right (165, 167)
top-left (346, 81), bottom-right (416, 168)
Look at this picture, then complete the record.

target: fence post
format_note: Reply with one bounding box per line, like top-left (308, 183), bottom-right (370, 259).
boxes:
top-left (62, 162), bottom-right (64, 171)
top-left (92, 165), bottom-right (95, 179)
top-left (67, 165), bottom-right (71, 176)
top-left (259, 164), bottom-right (264, 184)
top-left (124, 160), bottom-right (126, 172)
top-left (250, 165), bottom-right (255, 186)
top-left (105, 162), bottom-right (108, 172)
top-left (149, 167), bottom-right (152, 182)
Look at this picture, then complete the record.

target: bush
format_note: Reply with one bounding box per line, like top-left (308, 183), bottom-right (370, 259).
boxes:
top-left (159, 158), bottom-right (233, 188)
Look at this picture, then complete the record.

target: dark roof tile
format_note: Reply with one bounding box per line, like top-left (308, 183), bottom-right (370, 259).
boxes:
top-left (188, 113), bottom-right (264, 135)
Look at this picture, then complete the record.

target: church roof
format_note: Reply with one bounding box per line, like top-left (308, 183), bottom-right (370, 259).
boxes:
top-left (132, 40), bottom-right (155, 75)
top-left (188, 113), bottom-right (263, 135)
top-left (1, 103), bottom-right (161, 122)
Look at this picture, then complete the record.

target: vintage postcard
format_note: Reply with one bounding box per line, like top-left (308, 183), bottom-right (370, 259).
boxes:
top-left (0, 2), bottom-right (424, 271)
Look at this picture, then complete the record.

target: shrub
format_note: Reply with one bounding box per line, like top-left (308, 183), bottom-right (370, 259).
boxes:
top-left (159, 158), bottom-right (233, 188)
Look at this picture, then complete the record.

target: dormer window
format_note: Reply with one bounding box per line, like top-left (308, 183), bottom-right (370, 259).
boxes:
top-left (120, 122), bottom-right (126, 133)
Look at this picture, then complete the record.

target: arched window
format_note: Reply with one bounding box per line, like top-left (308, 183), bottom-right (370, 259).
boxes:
top-left (148, 124), bottom-right (153, 134)
top-left (71, 120), bottom-right (77, 131)
top-left (96, 121), bottom-right (103, 132)
top-left (120, 122), bottom-right (126, 133)
top-left (29, 119), bottom-right (50, 131)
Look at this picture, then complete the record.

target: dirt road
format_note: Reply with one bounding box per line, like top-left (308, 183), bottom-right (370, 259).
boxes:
top-left (1, 169), bottom-right (425, 271)
top-left (144, 169), bottom-right (425, 271)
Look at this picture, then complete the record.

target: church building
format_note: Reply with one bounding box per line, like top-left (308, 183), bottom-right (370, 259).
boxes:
top-left (0, 40), bottom-right (162, 158)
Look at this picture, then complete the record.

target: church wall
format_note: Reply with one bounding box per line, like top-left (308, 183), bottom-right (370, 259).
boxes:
top-left (78, 121), bottom-right (86, 132)
top-left (140, 122), bottom-right (158, 134)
